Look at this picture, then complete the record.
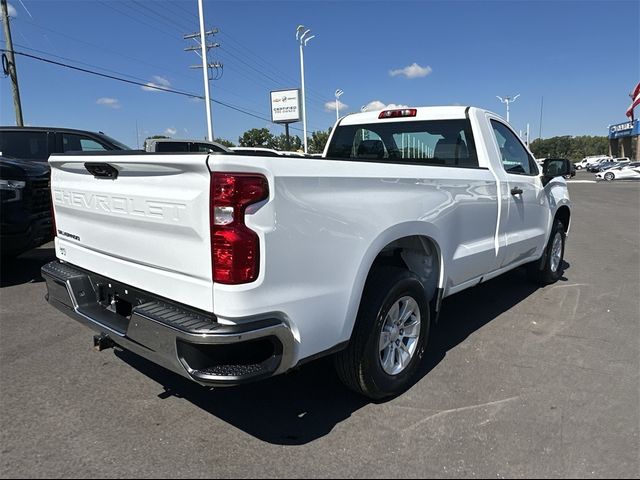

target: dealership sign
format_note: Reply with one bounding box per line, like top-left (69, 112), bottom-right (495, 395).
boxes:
top-left (270, 89), bottom-right (301, 123)
top-left (609, 119), bottom-right (640, 139)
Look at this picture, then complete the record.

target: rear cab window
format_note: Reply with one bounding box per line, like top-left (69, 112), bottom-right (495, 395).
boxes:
top-left (325, 119), bottom-right (479, 168)
top-left (0, 131), bottom-right (51, 160)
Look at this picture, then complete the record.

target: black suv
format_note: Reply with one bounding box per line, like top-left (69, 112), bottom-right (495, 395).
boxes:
top-left (0, 126), bottom-right (130, 257)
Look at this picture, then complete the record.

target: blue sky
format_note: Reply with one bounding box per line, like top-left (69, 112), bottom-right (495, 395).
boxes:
top-left (1, 0), bottom-right (638, 147)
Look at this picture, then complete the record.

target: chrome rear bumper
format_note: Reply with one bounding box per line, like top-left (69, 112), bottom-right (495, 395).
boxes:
top-left (41, 260), bottom-right (295, 386)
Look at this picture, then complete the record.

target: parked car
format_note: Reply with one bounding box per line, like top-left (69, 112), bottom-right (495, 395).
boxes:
top-left (591, 159), bottom-right (631, 173)
top-left (576, 155), bottom-right (611, 170)
top-left (0, 126), bottom-right (130, 257)
top-left (0, 126), bottom-right (131, 162)
top-left (145, 138), bottom-right (230, 153)
top-left (230, 147), bottom-right (306, 157)
top-left (595, 162), bottom-right (640, 181)
top-left (0, 155), bottom-right (52, 257)
top-left (42, 106), bottom-right (571, 399)
top-left (587, 159), bottom-right (612, 172)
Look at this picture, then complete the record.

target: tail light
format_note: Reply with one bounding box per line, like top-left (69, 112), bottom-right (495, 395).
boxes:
top-left (211, 173), bottom-right (269, 284)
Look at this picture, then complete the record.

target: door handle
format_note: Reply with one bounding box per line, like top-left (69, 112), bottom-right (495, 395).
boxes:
top-left (511, 187), bottom-right (523, 196)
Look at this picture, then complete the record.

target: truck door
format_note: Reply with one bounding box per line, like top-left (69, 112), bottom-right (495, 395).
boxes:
top-left (488, 119), bottom-right (548, 268)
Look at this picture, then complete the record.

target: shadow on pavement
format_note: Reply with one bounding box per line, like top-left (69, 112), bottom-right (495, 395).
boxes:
top-left (0, 246), bottom-right (56, 288)
top-left (116, 264), bottom-right (569, 446)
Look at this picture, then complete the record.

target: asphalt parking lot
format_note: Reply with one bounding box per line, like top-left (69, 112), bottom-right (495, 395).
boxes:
top-left (1, 178), bottom-right (638, 478)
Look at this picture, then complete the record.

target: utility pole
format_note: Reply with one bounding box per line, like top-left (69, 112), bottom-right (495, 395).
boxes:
top-left (496, 94), bottom-right (520, 123)
top-left (1, 0), bottom-right (23, 125)
top-left (184, 0), bottom-right (221, 141)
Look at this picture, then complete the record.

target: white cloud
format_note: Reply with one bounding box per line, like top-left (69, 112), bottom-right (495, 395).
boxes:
top-left (324, 100), bottom-right (348, 113)
top-left (142, 75), bottom-right (171, 92)
top-left (361, 100), bottom-right (410, 112)
top-left (7, 3), bottom-right (17, 17)
top-left (96, 97), bottom-right (121, 109)
top-left (164, 127), bottom-right (177, 136)
top-left (389, 63), bottom-right (433, 79)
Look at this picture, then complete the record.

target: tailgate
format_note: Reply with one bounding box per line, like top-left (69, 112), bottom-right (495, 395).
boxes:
top-left (49, 153), bottom-right (214, 312)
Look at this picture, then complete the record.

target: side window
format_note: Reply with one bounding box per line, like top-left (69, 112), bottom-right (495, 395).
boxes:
top-left (490, 120), bottom-right (536, 175)
top-left (62, 134), bottom-right (108, 152)
top-left (0, 131), bottom-right (50, 160)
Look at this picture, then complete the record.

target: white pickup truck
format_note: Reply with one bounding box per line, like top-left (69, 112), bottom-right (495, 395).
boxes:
top-left (42, 106), bottom-right (572, 399)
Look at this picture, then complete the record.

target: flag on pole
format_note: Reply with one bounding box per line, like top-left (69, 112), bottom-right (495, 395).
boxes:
top-left (626, 81), bottom-right (640, 121)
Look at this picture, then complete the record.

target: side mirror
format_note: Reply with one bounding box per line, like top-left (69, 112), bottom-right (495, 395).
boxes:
top-left (542, 158), bottom-right (571, 181)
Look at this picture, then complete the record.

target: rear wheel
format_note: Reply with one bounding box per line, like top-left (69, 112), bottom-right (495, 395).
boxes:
top-left (604, 172), bottom-right (615, 181)
top-left (335, 267), bottom-right (430, 400)
top-left (527, 219), bottom-right (566, 285)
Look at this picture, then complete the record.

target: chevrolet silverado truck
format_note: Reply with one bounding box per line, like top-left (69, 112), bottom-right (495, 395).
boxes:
top-left (41, 107), bottom-right (572, 399)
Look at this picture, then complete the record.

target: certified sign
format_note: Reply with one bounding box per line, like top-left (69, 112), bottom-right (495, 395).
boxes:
top-left (270, 89), bottom-right (301, 124)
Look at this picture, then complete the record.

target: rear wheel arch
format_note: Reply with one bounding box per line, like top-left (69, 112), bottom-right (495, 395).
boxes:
top-left (367, 235), bottom-right (443, 305)
top-left (342, 232), bottom-right (444, 345)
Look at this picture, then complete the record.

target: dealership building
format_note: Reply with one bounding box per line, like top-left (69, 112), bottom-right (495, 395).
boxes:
top-left (608, 119), bottom-right (639, 160)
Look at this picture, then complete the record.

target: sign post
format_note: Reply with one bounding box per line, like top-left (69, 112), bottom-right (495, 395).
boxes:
top-left (271, 89), bottom-right (301, 152)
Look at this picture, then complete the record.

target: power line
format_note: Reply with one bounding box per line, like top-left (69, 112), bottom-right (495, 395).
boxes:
top-left (219, 30), bottom-right (331, 105)
top-left (96, 1), bottom-right (181, 41)
top-left (168, 1), bottom-right (199, 21)
top-left (216, 45), bottom-right (330, 117)
top-left (124, 0), bottom-right (193, 35)
top-left (2, 38), bottom-right (295, 124)
top-left (11, 17), bottom-right (193, 80)
top-left (4, 49), bottom-right (199, 97)
top-left (1, 48), bottom-right (317, 134)
top-left (11, 43), bottom-right (167, 85)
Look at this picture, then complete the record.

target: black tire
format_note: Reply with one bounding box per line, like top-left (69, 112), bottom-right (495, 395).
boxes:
top-left (604, 172), bottom-right (615, 181)
top-left (334, 266), bottom-right (430, 400)
top-left (527, 220), bottom-right (566, 285)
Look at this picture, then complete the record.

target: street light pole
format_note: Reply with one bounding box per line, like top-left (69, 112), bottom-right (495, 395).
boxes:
top-left (296, 25), bottom-right (315, 154)
top-left (496, 94), bottom-right (520, 123)
top-left (335, 89), bottom-right (344, 123)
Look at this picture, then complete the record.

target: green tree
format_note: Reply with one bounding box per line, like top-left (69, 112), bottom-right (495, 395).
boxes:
top-left (238, 128), bottom-right (274, 147)
top-left (308, 128), bottom-right (332, 154)
top-left (530, 135), bottom-right (609, 161)
top-left (271, 133), bottom-right (302, 151)
top-left (214, 137), bottom-right (235, 148)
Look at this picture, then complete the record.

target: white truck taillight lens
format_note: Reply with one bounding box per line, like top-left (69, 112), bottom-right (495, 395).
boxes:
top-left (211, 173), bottom-right (269, 284)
